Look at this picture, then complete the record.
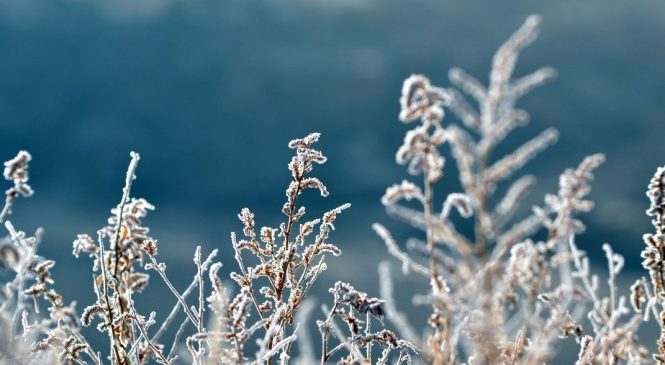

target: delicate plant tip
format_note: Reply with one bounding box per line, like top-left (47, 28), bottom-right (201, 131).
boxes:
top-left (72, 233), bottom-right (96, 258)
top-left (0, 150), bottom-right (34, 223)
top-left (441, 193), bottom-right (473, 219)
top-left (288, 132), bottom-right (321, 150)
top-left (142, 239), bottom-right (158, 257)
top-left (525, 14), bottom-right (542, 27)
top-left (302, 177), bottom-right (329, 197)
top-left (193, 245), bottom-right (201, 263)
top-left (328, 281), bottom-right (387, 321)
top-left (3, 151), bottom-right (31, 175)
top-left (399, 74), bottom-right (448, 124)
top-left (381, 180), bottom-right (423, 207)
top-left (399, 74), bottom-right (432, 122)
top-left (129, 151), bottom-right (140, 173)
top-left (81, 304), bottom-right (106, 327)
top-left (646, 165), bottom-right (665, 222)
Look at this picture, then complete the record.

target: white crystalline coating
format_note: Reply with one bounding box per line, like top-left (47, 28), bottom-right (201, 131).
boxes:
top-left (441, 193), bottom-right (473, 220)
top-left (1, 11), bottom-right (660, 365)
top-left (553, 153), bottom-right (605, 214)
top-left (445, 88), bottom-right (481, 131)
top-left (576, 336), bottom-right (594, 365)
top-left (301, 177), bottom-right (329, 197)
top-left (485, 128), bottom-right (559, 184)
top-left (509, 67), bottom-right (557, 101)
top-left (373, 14), bottom-right (650, 365)
top-left (372, 223), bottom-right (429, 277)
top-left (288, 132), bottom-right (320, 149)
top-left (489, 14), bottom-right (542, 102)
top-left (647, 165), bottom-right (665, 221)
top-left (506, 240), bottom-right (540, 291)
top-left (445, 125), bottom-right (476, 192)
top-left (399, 74), bottom-right (432, 123)
top-left (491, 175), bottom-right (536, 231)
top-left (2, 150), bottom-right (33, 199)
top-left (378, 262), bottom-right (420, 344)
top-left (381, 180), bottom-right (423, 207)
top-left (448, 67), bottom-right (487, 103)
top-left (3, 151), bottom-right (31, 182)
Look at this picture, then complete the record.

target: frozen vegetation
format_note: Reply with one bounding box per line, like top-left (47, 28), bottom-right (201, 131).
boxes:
top-left (0, 14), bottom-right (663, 365)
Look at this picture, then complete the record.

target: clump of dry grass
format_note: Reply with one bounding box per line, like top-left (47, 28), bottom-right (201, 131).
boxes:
top-left (316, 281), bottom-right (417, 365)
top-left (632, 166), bottom-right (665, 364)
top-left (0, 151), bottom-right (97, 364)
top-left (0, 13), bottom-right (663, 365)
top-left (374, 14), bottom-right (650, 365)
top-left (0, 133), bottom-right (383, 365)
top-left (65, 133), bottom-right (361, 365)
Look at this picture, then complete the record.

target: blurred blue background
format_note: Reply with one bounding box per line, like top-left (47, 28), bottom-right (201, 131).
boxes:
top-left (0, 0), bottom-right (664, 359)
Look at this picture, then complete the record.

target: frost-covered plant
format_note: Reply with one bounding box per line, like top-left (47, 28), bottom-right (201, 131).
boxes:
top-left (72, 133), bottom-right (354, 365)
top-left (1, 12), bottom-right (664, 365)
top-left (0, 134), bottom-right (398, 365)
top-left (374, 15), bottom-right (647, 364)
top-left (317, 281), bottom-right (417, 365)
top-left (73, 152), bottom-right (174, 365)
top-left (0, 151), bottom-right (99, 364)
top-left (631, 166), bottom-right (665, 363)
top-left (221, 132), bottom-right (352, 364)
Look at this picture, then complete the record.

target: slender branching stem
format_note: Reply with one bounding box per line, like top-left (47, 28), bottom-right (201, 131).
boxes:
top-left (147, 257), bottom-right (200, 328)
top-left (276, 176), bottom-right (303, 302)
top-left (320, 302), bottom-right (338, 365)
top-left (96, 231), bottom-right (124, 364)
top-left (151, 248), bottom-right (217, 346)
